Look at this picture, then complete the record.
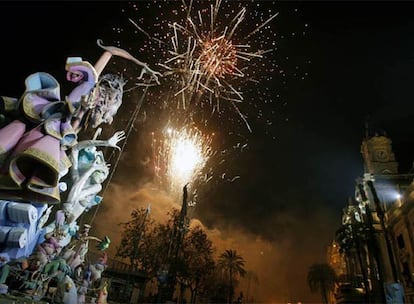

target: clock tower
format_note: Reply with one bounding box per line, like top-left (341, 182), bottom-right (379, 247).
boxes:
top-left (360, 133), bottom-right (399, 174)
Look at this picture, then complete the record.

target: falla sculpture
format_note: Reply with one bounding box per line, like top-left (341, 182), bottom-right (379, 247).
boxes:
top-left (0, 40), bottom-right (160, 303)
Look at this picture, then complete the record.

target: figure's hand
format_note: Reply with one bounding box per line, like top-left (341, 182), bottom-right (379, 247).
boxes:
top-left (107, 130), bottom-right (126, 150)
top-left (80, 90), bottom-right (97, 109)
top-left (96, 39), bottom-right (162, 85)
top-left (138, 66), bottom-right (162, 85)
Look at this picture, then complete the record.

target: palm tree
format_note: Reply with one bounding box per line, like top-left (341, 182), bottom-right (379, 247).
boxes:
top-left (217, 249), bottom-right (247, 304)
top-left (307, 263), bottom-right (337, 304)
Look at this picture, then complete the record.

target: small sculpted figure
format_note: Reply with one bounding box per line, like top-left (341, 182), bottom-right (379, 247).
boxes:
top-left (37, 206), bottom-right (53, 230)
top-left (62, 224), bottom-right (92, 272)
top-left (57, 275), bottom-right (77, 304)
top-left (89, 252), bottom-right (107, 289)
top-left (43, 210), bottom-right (78, 248)
top-left (63, 128), bottom-right (125, 224)
top-left (77, 279), bottom-right (89, 304)
top-left (34, 232), bottom-right (62, 266)
top-left (96, 280), bottom-right (108, 304)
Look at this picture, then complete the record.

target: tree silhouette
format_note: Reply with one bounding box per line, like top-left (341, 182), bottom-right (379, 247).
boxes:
top-left (307, 263), bottom-right (337, 304)
top-left (116, 207), bottom-right (217, 303)
top-left (175, 225), bottom-right (215, 303)
top-left (116, 206), bottom-right (153, 272)
top-left (217, 249), bottom-right (247, 304)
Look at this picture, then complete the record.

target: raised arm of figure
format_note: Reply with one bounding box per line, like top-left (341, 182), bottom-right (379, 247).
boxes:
top-left (96, 39), bottom-right (162, 84)
top-left (70, 130), bottom-right (125, 177)
top-left (73, 130), bottom-right (125, 153)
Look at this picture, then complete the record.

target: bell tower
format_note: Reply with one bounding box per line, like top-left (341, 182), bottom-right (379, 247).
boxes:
top-left (360, 132), bottom-right (399, 174)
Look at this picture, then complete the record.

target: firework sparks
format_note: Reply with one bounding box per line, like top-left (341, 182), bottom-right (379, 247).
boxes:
top-left (152, 125), bottom-right (214, 193)
top-left (116, 0), bottom-right (301, 197)
top-left (129, 0), bottom-right (278, 131)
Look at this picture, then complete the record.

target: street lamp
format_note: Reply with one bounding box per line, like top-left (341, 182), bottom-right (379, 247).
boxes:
top-left (158, 184), bottom-right (190, 303)
top-left (358, 174), bottom-right (405, 304)
top-left (363, 176), bottom-right (398, 283)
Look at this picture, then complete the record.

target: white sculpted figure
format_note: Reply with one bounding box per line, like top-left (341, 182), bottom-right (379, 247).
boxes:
top-left (63, 128), bottom-right (125, 224)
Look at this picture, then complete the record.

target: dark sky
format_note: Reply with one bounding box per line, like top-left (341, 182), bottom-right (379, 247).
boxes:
top-left (2, 1), bottom-right (414, 302)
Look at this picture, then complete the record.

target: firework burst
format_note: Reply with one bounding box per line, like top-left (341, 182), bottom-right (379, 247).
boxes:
top-left (129, 0), bottom-right (278, 131)
top-left (115, 0), bottom-right (306, 199)
top-left (151, 125), bottom-right (214, 195)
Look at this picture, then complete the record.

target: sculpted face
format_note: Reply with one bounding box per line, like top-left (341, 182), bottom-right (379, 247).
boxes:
top-left (91, 170), bottom-right (107, 184)
top-left (90, 73), bottom-right (124, 128)
top-left (66, 71), bottom-right (85, 83)
top-left (90, 103), bottom-right (119, 128)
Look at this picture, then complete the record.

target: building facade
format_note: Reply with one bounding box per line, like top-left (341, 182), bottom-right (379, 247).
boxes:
top-left (331, 133), bottom-right (414, 303)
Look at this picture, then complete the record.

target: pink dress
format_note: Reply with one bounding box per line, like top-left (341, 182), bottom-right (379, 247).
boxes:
top-left (0, 58), bottom-right (97, 204)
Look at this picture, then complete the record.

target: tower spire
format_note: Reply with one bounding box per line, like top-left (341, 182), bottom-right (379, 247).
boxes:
top-left (364, 115), bottom-right (370, 139)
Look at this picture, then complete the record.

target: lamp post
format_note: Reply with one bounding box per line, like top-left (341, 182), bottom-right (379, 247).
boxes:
top-left (359, 173), bottom-right (404, 304)
top-left (158, 184), bottom-right (189, 303)
top-left (364, 179), bottom-right (399, 283)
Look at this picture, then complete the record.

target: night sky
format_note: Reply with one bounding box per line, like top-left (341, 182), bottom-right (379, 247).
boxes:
top-left (2, 1), bottom-right (414, 302)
